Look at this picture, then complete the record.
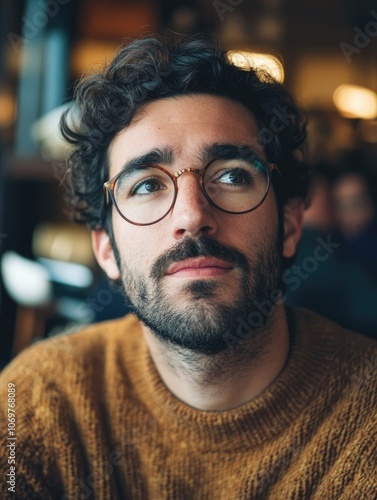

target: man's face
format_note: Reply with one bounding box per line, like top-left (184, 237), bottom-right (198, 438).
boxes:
top-left (93, 94), bottom-right (301, 354)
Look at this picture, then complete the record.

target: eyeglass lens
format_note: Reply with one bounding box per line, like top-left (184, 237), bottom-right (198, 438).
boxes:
top-left (113, 157), bottom-right (269, 225)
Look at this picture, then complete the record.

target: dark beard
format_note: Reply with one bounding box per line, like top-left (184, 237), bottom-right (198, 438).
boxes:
top-left (113, 234), bottom-right (283, 355)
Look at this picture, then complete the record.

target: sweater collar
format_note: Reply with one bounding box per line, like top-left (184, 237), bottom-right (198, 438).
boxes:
top-left (126, 306), bottom-right (340, 450)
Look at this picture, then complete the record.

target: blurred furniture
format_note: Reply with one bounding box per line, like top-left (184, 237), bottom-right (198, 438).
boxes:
top-left (1, 223), bottom-right (96, 357)
top-left (1, 251), bottom-right (53, 354)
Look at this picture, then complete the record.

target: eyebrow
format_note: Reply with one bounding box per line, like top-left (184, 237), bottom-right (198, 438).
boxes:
top-left (118, 147), bottom-right (174, 174)
top-left (116, 143), bottom-right (261, 176)
top-left (200, 143), bottom-right (261, 164)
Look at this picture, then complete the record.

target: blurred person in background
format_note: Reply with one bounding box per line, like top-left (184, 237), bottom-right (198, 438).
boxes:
top-left (286, 158), bottom-right (377, 338)
top-left (332, 153), bottom-right (377, 278)
top-left (284, 163), bottom-right (346, 323)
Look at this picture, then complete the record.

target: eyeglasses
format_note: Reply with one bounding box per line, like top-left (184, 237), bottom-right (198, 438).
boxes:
top-left (104, 156), bottom-right (278, 226)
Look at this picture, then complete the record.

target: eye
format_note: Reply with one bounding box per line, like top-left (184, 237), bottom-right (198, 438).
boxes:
top-left (217, 168), bottom-right (252, 185)
top-left (131, 177), bottom-right (165, 195)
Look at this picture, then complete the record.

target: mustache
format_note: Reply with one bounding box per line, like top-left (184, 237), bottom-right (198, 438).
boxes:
top-left (150, 235), bottom-right (250, 280)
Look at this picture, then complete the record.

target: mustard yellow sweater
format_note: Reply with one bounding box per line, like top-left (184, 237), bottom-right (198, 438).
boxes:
top-left (0, 307), bottom-right (376, 499)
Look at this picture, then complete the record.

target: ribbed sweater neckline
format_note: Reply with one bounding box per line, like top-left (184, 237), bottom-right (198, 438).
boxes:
top-left (129, 307), bottom-right (337, 451)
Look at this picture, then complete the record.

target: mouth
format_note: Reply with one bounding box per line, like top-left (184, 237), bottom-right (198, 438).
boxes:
top-left (166, 257), bottom-right (233, 278)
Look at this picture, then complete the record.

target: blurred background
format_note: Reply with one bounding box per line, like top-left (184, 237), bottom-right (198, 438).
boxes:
top-left (1, 0), bottom-right (377, 368)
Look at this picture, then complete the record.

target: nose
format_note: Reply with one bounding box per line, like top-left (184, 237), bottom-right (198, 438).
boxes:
top-left (170, 171), bottom-right (218, 240)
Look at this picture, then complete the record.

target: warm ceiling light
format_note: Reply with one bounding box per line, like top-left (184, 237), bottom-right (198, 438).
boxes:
top-left (333, 84), bottom-right (377, 120)
top-left (227, 51), bottom-right (284, 83)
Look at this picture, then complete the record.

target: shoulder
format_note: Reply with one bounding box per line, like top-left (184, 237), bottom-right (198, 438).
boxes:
top-left (288, 305), bottom-right (377, 401)
top-left (0, 316), bottom-right (142, 497)
top-left (0, 314), bottom-right (144, 463)
top-left (0, 314), bottom-right (143, 393)
top-left (287, 307), bottom-right (376, 467)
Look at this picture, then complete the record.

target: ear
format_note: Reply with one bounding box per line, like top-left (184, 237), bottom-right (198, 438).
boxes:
top-left (282, 198), bottom-right (304, 259)
top-left (91, 229), bottom-right (120, 280)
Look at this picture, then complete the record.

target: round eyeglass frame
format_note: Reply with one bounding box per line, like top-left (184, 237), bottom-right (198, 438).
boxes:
top-left (103, 157), bottom-right (279, 226)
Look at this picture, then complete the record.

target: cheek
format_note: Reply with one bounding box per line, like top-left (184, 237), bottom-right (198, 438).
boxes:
top-left (220, 212), bottom-right (278, 260)
top-left (114, 224), bottom-right (164, 272)
top-left (242, 194), bottom-right (279, 239)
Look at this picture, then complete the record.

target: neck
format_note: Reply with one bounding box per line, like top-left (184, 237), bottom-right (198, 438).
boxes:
top-left (142, 304), bottom-right (290, 411)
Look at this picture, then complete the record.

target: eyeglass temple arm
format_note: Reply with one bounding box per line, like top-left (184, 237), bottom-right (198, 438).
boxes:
top-left (104, 183), bottom-right (112, 206)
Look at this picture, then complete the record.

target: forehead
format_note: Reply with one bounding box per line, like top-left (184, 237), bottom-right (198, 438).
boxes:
top-left (108, 94), bottom-right (264, 176)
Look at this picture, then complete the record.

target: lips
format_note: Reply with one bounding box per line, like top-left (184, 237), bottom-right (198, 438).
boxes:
top-left (166, 257), bottom-right (233, 277)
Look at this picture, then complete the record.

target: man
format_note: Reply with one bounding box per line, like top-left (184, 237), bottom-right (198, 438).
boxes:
top-left (0, 36), bottom-right (376, 499)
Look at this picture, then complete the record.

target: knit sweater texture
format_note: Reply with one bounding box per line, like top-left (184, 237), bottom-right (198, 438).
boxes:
top-left (0, 307), bottom-right (376, 499)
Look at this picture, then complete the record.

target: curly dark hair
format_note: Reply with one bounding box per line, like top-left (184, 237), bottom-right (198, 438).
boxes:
top-left (61, 35), bottom-right (308, 230)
